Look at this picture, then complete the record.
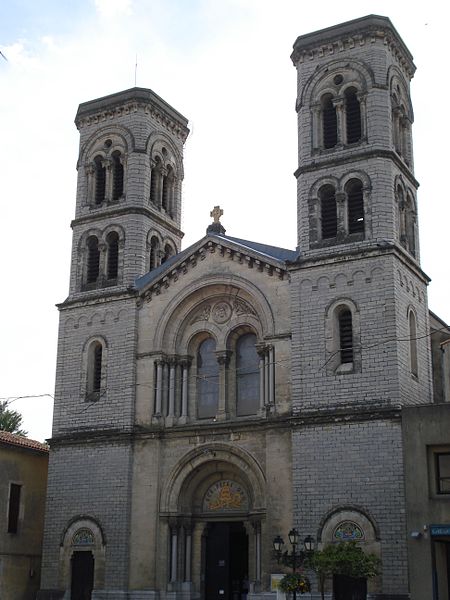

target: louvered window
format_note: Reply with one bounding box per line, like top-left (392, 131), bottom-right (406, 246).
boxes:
top-left (94, 156), bottom-right (106, 205)
top-left (106, 232), bottom-right (119, 280)
top-left (320, 186), bottom-right (337, 239)
top-left (339, 310), bottom-right (353, 363)
top-left (345, 88), bottom-right (362, 144)
top-left (93, 344), bottom-right (102, 392)
top-left (87, 237), bottom-right (100, 284)
top-left (322, 95), bottom-right (338, 149)
top-left (347, 180), bottom-right (364, 234)
top-left (112, 151), bottom-right (124, 201)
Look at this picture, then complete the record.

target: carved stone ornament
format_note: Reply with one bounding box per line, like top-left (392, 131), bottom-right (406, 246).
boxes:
top-left (233, 298), bottom-right (257, 317)
top-left (72, 528), bottom-right (95, 546)
top-left (190, 305), bottom-right (212, 325)
top-left (212, 301), bottom-right (232, 324)
top-left (203, 480), bottom-right (249, 513)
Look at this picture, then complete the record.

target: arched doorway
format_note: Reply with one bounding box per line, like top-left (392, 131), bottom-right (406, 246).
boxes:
top-left (161, 445), bottom-right (267, 598)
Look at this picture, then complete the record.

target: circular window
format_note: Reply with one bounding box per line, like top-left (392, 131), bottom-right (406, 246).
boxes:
top-left (333, 74), bottom-right (343, 85)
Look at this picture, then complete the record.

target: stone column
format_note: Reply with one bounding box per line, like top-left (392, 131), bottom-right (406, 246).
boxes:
top-left (268, 345), bottom-right (275, 407)
top-left (335, 191), bottom-right (346, 241)
top-left (358, 93), bottom-right (367, 140)
top-left (155, 360), bottom-right (163, 415)
top-left (184, 523), bottom-right (192, 583)
top-left (252, 521), bottom-right (262, 584)
top-left (179, 358), bottom-right (191, 424)
top-left (311, 104), bottom-right (321, 150)
top-left (166, 358), bottom-right (176, 426)
top-left (334, 99), bottom-right (344, 146)
top-left (257, 349), bottom-right (265, 410)
top-left (170, 522), bottom-right (178, 584)
top-left (216, 351), bottom-right (232, 421)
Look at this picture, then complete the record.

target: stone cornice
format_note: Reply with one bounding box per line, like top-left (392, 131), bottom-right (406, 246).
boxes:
top-left (75, 87), bottom-right (189, 142)
top-left (291, 15), bottom-right (415, 80)
top-left (137, 239), bottom-right (287, 306)
top-left (71, 205), bottom-right (184, 239)
top-left (57, 287), bottom-right (136, 311)
top-left (288, 241), bottom-right (431, 285)
top-left (295, 148), bottom-right (419, 189)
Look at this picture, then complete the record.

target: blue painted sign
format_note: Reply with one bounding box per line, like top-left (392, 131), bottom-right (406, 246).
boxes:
top-left (430, 525), bottom-right (450, 537)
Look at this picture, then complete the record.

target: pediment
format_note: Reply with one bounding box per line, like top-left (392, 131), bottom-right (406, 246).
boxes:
top-left (135, 234), bottom-right (291, 305)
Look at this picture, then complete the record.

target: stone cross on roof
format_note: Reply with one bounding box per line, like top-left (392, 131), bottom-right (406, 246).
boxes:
top-left (210, 205), bottom-right (223, 224)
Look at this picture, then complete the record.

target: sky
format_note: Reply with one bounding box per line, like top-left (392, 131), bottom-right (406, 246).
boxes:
top-left (1, 0), bottom-right (448, 442)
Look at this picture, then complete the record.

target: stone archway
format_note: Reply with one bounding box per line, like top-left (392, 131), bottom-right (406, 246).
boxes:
top-left (161, 444), bottom-right (266, 599)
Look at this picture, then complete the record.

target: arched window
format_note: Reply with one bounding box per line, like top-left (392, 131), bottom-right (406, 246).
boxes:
top-left (197, 338), bottom-right (219, 419)
top-left (150, 157), bottom-right (162, 206)
top-left (320, 185), bottom-right (337, 239)
top-left (409, 310), bottom-right (418, 377)
top-left (405, 194), bottom-right (416, 257)
top-left (161, 243), bottom-right (174, 265)
top-left (162, 165), bottom-right (174, 214)
top-left (150, 236), bottom-right (160, 270)
top-left (111, 151), bottom-right (124, 201)
top-left (87, 341), bottom-right (103, 400)
top-left (345, 88), bottom-right (361, 144)
top-left (94, 156), bottom-right (106, 205)
top-left (106, 232), bottom-right (119, 280)
top-left (86, 236), bottom-right (100, 284)
top-left (322, 94), bottom-right (338, 149)
top-left (346, 179), bottom-right (364, 234)
top-left (236, 333), bottom-right (259, 416)
top-left (338, 308), bottom-right (353, 364)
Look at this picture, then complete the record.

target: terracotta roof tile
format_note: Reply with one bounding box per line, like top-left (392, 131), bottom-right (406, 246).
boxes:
top-left (0, 430), bottom-right (49, 453)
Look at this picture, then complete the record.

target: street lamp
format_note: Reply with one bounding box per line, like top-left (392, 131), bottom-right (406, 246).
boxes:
top-left (273, 532), bottom-right (315, 599)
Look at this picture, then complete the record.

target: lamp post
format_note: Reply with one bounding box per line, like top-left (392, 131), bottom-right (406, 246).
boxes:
top-left (273, 530), bottom-right (315, 600)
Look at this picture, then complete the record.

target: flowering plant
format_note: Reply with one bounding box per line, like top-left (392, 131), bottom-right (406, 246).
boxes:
top-left (278, 573), bottom-right (311, 594)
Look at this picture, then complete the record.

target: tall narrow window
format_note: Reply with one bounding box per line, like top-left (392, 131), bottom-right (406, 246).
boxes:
top-left (106, 232), bottom-right (119, 280)
top-left (87, 341), bottom-right (103, 399)
top-left (339, 309), bottom-right (353, 364)
top-left (345, 88), bottom-right (361, 144)
top-left (86, 236), bottom-right (100, 284)
top-left (161, 243), bottom-right (174, 264)
top-left (320, 185), bottom-right (337, 239)
top-left (436, 453), bottom-right (450, 494)
top-left (162, 165), bottom-right (173, 213)
top-left (94, 156), bottom-right (106, 205)
top-left (197, 338), bottom-right (219, 419)
top-left (346, 179), bottom-right (364, 234)
top-left (111, 151), bottom-right (124, 201)
top-left (405, 195), bottom-right (416, 257)
top-left (409, 310), bottom-right (418, 377)
top-left (150, 236), bottom-right (160, 270)
top-left (8, 483), bottom-right (21, 533)
top-left (236, 333), bottom-right (259, 416)
top-left (322, 94), bottom-right (338, 149)
top-left (150, 157), bottom-right (161, 206)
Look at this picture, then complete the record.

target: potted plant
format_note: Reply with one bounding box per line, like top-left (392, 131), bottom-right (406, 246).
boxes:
top-left (278, 572), bottom-right (311, 597)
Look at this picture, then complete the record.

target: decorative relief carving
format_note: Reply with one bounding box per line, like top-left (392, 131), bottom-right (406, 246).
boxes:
top-left (203, 480), bottom-right (249, 512)
top-left (212, 302), bottom-right (232, 324)
top-left (233, 298), bottom-right (257, 317)
top-left (190, 305), bottom-right (212, 325)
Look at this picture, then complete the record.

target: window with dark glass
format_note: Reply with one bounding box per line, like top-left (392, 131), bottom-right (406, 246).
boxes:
top-left (94, 156), bottom-right (106, 205)
top-left (345, 88), bottom-right (362, 144)
top-left (436, 453), bottom-right (450, 494)
top-left (339, 309), bottom-right (353, 364)
top-left (87, 341), bottom-right (103, 400)
top-left (162, 165), bottom-right (173, 213)
top-left (106, 232), bottom-right (119, 280)
top-left (320, 186), bottom-right (337, 239)
top-left (346, 179), bottom-right (364, 234)
top-left (111, 151), bottom-right (124, 201)
top-left (150, 236), bottom-right (159, 270)
top-left (409, 310), bottom-right (418, 376)
top-left (7, 483), bottom-right (21, 533)
top-left (197, 338), bottom-right (219, 419)
top-left (236, 333), bottom-right (260, 416)
top-left (86, 236), bottom-right (100, 284)
top-left (322, 94), bottom-right (338, 149)
top-left (150, 157), bottom-right (161, 205)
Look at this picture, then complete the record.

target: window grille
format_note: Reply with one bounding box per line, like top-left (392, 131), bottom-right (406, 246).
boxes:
top-left (322, 95), bottom-right (338, 149)
top-left (339, 310), bottom-right (353, 363)
top-left (94, 156), bottom-right (106, 205)
top-left (87, 237), bottom-right (100, 284)
top-left (106, 232), bottom-right (119, 279)
top-left (112, 151), bottom-right (124, 201)
top-left (345, 88), bottom-right (362, 144)
top-left (347, 180), bottom-right (364, 234)
top-left (320, 186), bottom-right (337, 239)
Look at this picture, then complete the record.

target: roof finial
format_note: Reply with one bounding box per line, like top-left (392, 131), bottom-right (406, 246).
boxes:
top-left (207, 205), bottom-right (226, 235)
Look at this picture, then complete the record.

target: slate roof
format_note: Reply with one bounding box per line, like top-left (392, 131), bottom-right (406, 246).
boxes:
top-left (0, 430), bottom-right (49, 453)
top-left (134, 233), bottom-right (298, 291)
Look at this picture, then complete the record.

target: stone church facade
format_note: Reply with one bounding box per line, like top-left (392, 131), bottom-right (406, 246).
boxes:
top-left (39, 15), bottom-right (432, 600)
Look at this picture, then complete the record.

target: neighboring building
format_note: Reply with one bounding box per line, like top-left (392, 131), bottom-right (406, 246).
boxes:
top-left (38, 14), bottom-right (445, 600)
top-left (403, 403), bottom-right (450, 600)
top-left (0, 431), bottom-right (49, 600)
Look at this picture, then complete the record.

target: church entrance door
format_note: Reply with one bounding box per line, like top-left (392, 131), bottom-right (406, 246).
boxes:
top-left (204, 521), bottom-right (248, 600)
top-left (71, 550), bottom-right (94, 600)
top-left (333, 574), bottom-right (367, 600)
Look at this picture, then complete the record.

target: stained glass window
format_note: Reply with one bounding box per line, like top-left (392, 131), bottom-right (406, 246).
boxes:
top-left (72, 528), bottom-right (95, 546)
top-left (333, 521), bottom-right (364, 541)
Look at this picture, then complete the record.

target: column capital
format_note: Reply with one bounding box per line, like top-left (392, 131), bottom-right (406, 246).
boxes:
top-left (215, 350), bottom-right (232, 366)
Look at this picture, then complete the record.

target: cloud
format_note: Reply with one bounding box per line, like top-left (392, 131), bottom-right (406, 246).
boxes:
top-left (94, 0), bottom-right (133, 19)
